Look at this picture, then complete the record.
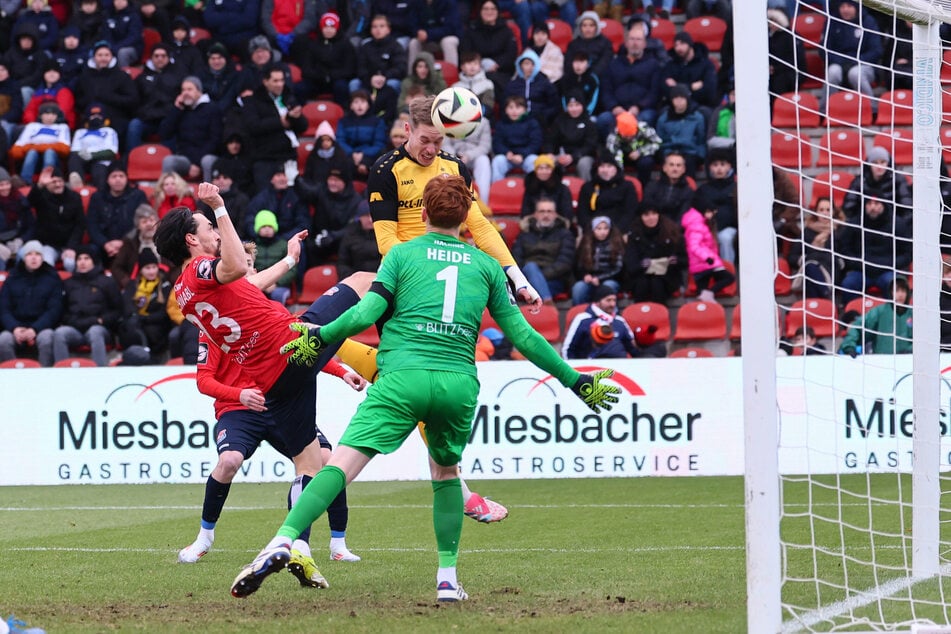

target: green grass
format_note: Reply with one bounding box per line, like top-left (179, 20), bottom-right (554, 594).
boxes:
top-left (3, 475), bottom-right (949, 633)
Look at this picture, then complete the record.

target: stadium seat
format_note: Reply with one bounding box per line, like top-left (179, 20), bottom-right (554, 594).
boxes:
top-left (141, 27), bottom-right (161, 65)
top-left (621, 302), bottom-right (671, 341)
top-left (808, 170), bottom-right (851, 208)
top-left (539, 18), bottom-right (572, 52)
top-left (165, 357), bottom-right (184, 365)
top-left (488, 177), bottom-right (525, 215)
top-left (74, 185), bottom-right (96, 212)
top-left (480, 307), bottom-right (500, 333)
top-left (941, 50), bottom-right (951, 84)
top-left (521, 304), bottom-right (561, 342)
top-left (771, 132), bottom-right (812, 169)
top-left (673, 300), bottom-right (727, 342)
top-left (563, 303), bottom-right (589, 332)
top-left (506, 19), bottom-right (521, 52)
top-left (495, 216), bottom-right (521, 247)
top-left (816, 129), bottom-right (864, 167)
top-left (297, 141), bottom-right (314, 173)
top-left (687, 261), bottom-right (737, 298)
top-left (126, 144), bottom-right (170, 182)
top-left (288, 63), bottom-right (302, 83)
top-left (876, 89), bottom-right (914, 126)
top-left (0, 358), bottom-right (41, 368)
top-left (775, 258), bottom-right (793, 297)
top-left (561, 175), bottom-right (584, 208)
top-left (842, 296), bottom-right (885, 319)
top-left (784, 298), bottom-right (836, 338)
top-left (295, 264), bottom-right (339, 305)
top-left (772, 92), bottom-right (821, 128)
top-left (623, 174), bottom-right (643, 201)
top-left (793, 12), bottom-right (826, 48)
top-left (872, 130), bottom-right (913, 166)
top-left (683, 16), bottom-right (727, 52)
top-left (800, 50), bottom-right (825, 89)
top-left (122, 65), bottom-right (143, 80)
top-left (669, 347), bottom-right (714, 358)
top-left (826, 90), bottom-right (873, 127)
top-left (731, 304), bottom-right (786, 341)
top-left (54, 357), bottom-right (98, 368)
top-left (302, 100), bottom-right (344, 137)
top-left (434, 61), bottom-right (458, 86)
top-left (649, 17), bottom-right (676, 49)
top-left (600, 18), bottom-right (624, 51)
top-left (189, 26), bottom-right (211, 44)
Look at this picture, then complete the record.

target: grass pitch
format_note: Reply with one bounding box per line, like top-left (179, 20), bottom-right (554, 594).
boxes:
top-left (1, 477), bottom-right (749, 633)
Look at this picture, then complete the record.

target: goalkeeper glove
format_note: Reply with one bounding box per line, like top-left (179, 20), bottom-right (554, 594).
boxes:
top-left (279, 322), bottom-right (324, 367)
top-left (570, 369), bottom-right (620, 414)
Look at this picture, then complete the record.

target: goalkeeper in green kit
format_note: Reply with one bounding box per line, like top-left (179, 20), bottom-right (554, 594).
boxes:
top-left (230, 174), bottom-right (620, 603)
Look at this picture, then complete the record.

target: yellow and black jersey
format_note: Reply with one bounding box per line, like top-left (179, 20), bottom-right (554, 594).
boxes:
top-left (367, 145), bottom-right (515, 267)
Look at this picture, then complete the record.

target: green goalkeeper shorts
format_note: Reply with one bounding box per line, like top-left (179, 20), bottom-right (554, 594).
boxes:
top-left (339, 369), bottom-right (479, 467)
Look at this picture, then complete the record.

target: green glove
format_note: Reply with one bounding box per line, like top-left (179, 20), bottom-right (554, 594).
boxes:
top-left (279, 322), bottom-right (324, 367)
top-left (570, 369), bottom-right (620, 413)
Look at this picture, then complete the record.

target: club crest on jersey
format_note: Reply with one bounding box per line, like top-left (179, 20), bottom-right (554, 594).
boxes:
top-left (196, 259), bottom-right (214, 280)
top-left (197, 342), bottom-right (209, 364)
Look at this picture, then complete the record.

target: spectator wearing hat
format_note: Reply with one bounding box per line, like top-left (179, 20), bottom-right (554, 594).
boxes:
top-left (67, 102), bottom-right (119, 190)
top-left (597, 19), bottom-right (663, 139)
top-left (110, 203), bottom-right (165, 290)
top-left (606, 110), bottom-right (661, 186)
top-left (296, 120), bottom-right (353, 205)
top-left (0, 239), bottom-right (61, 365)
top-left (53, 244), bottom-right (122, 365)
top-left (351, 14), bottom-right (406, 95)
top-left (442, 117), bottom-right (492, 207)
top-left (520, 153), bottom-right (573, 220)
top-left (71, 0), bottom-right (104, 49)
top-left (28, 166), bottom-right (84, 272)
top-left (14, 0), bottom-right (59, 52)
top-left (117, 247), bottom-right (171, 361)
top-left (136, 0), bottom-right (173, 44)
top-left (11, 100), bottom-right (70, 182)
top-left (843, 145), bottom-right (913, 220)
top-left (241, 62), bottom-right (306, 192)
top-left (503, 48), bottom-right (559, 128)
top-left (663, 31), bottom-right (719, 118)
top-left (0, 61), bottom-right (23, 142)
top-left (73, 41), bottom-right (138, 142)
top-left (695, 147), bottom-right (738, 264)
top-left (167, 15), bottom-right (204, 76)
top-left (706, 81), bottom-right (736, 152)
top-left (159, 76), bottom-right (222, 182)
top-left (337, 89), bottom-right (388, 181)
top-left (24, 58), bottom-right (76, 128)
top-left (642, 151), bottom-right (694, 221)
top-left (195, 163), bottom-right (251, 236)
top-left (0, 168), bottom-right (37, 268)
top-left (576, 151), bottom-right (639, 232)
top-left (624, 200), bottom-right (685, 304)
top-left (310, 166), bottom-right (361, 263)
top-left (236, 35), bottom-right (291, 97)
top-left (556, 50), bottom-right (599, 117)
top-left (251, 209), bottom-right (295, 305)
top-left (655, 83), bottom-right (707, 179)
top-left (211, 132), bottom-right (254, 197)
top-left (682, 195), bottom-right (734, 303)
top-left (512, 196), bottom-right (575, 304)
top-left (126, 42), bottom-right (184, 152)
top-left (294, 11), bottom-right (355, 105)
top-left (86, 162), bottom-right (149, 264)
top-left (527, 20), bottom-right (564, 84)
top-left (99, 0), bottom-right (143, 68)
top-left (202, 0), bottom-right (262, 62)
top-left (824, 0), bottom-right (882, 100)
top-left (491, 95), bottom-right (543, 183)
top-left (52, 26), bottom-right (87, 90)
top-left (563, 11), bottom-right (613, 79)
top-left (3, 22), bottom-right (49, 105)
top-left (337, 199), bottom-right (381, 278)
top-left (399, 51), bottom-right (447, 113)
top-left (562, 284), bottom-right (666, 359)
top-left (245, 164), bottom-right (308, 243)
top-left (408, 0), bottom-right (462, 72)
top-left (260, 0), bottom-right (318, 59)
top-left (197, 42), bottom-right (243, 110)
top-left (571, 215), bottom-right (624, 305)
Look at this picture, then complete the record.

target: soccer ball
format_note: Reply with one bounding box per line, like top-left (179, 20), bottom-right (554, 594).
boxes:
top-left (430, 87), bottom-right (483, 140)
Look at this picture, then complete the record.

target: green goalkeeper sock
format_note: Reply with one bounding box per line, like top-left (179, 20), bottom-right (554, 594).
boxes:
top-left (432, 478), bottom-right (463, 568)
top-left (277, 465), bottom-right (346, 540)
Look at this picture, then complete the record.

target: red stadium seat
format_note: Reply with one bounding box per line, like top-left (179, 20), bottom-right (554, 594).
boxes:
top-left (0, 358), bottom-right (41, 368)
top-left (74, 185), bottom-right (96, 212)
top-left (600, 18), bottom-right (624, 51)
top-left (808, 170), bottom-right (851, 208)
top-left (942, 127), bottom-right (951, 162)
top-left (687, 261), bottom-right (737, 298)
top-left (649, 17), bottom-right (676, 49)
top-left (826, 90), bottom-right (873, 127)
top-left (816, 130), bottom-right (864, 167)
top-left (141, 27), bottom-right (161, 65)
top-left (494, 216), bottom-right (521, 247)
top-left (673, 300), bottom-right (727, 342)
top-left (506, 19), bottom-right (521, 52)
top-left (434, 61), bottom-right (458, 86)
top-left (563, 303), bottom-right (590, 333)
top-left (288, 63), bottom-right (302, 83)
top-left (775, 258), bottom-right (793, 297)
top-left (126, 143), bottom-right (170, 182)
top-left (54, 357), bottom-right (98, 368)
top-left (784, 298), bottom-right (836, 338)
top-left (350, 326), bottom-right (380, 347)
top-left (621, 302), bottom-right (671, 341)
top-left (561, 175), bottom-right (584, 208)
top-left (122, 65), bottom-right (143, 80)
top-left (624, 174), bottom-right (643, 201)
top-left (772, 92), bottom-right (821, 128)
top-left (873, 130), bottom-right (913, 166)
top-left (730, 304), bottom-right (785, 341)
top-left (295, 265), bottom-right (338, 305)
top-left (488, 177), bottom-right (525, 215)
top-left (189, 26), bottom-right (211, 44)
top-left (842, 296), bottom-right (886, 319)
top-left (771, 132), bottom-right (812, 168)
top-left (297, 140), bottom-right (314, 173)
top-left (669, 347), bottom-right (714, 358)
top-left (793, 12), bottom-right (826, 49)
top-left (876, 89), bottom-right (914, 126)
top-left (536, 18), bottom-right (572, 52)
top-left (521, 304), bottom-right (561, 342)
top-left (302, 100), bottom-right (344, 137)
top-left (683, 16), bottom-right (727, 52)
top-left (801, 51), bottom-right (825, 90)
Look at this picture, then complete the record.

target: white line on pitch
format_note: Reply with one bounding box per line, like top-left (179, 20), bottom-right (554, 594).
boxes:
top-left (0, 503), bottom-right (745, 511)
top-left (3, 545), bottom-right (745, 554)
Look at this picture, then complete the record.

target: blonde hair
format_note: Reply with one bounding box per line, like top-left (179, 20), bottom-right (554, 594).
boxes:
top-left (408, 94), bottom-right (436, 129)
top-left (153, 172), bottom-right (192, 207)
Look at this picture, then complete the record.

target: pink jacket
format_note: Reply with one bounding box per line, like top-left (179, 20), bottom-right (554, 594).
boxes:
top-left (681, 207), bottom-right (724, 275)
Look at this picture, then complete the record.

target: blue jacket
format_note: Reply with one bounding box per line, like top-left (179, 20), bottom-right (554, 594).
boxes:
top-left (411, 0), bottom-right (462, 41)
top-left (203, 0), bottom-right (262, 43)
top-left (100, 4), bottom-right (144, 57)
top-left (336, 111), bottom-right (387, 161)
top-left (562, 306), bottom-right (639, 359)
top-left (600, 46), bottom-right (662, 113)
top-left (0, 259), bottom-right (63, 331)
top-left (246, 186), bottom-right (310, 242)
top-left (662, 42), bottom-right (718, 108)
top-left (86, 186), bottom-right (150, 250)
top-left (504, 49), bottom-right (560, 126)
top-left (492, 112), bottom-right (543, 157)
top-left (825, 1), bottom-right (883, 70)
top-left (656, 106), bottom-right (707, 160)
top-left (159, 95), bottom-right (223, 166)
top-left (14, 9), bottom-right (59, 51)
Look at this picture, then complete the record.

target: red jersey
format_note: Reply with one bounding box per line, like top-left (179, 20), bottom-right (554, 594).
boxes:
top-left (196, 332), bottom-right (256, 418)
top-left (175, 255), bottom-right (296, 393)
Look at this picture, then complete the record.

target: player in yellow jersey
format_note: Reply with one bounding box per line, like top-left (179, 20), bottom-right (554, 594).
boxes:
top-left (363, 95), bottom-right (542, 523)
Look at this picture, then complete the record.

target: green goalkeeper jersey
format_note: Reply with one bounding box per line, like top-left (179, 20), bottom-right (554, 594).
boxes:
top-left (373, 232), bottom-right (519, 377)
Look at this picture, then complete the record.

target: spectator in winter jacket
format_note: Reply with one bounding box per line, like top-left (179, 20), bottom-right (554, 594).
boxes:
top-left (642, 151), bottom-right (694, 221)
top-left (528, 20), bottom-right (564, 83)
top-left (53, 244), bottom-right (122, 365)
top-left (236, 36), bottom-right (291, 98)
top-left (66, 102), bottom-right (118, 190)
top-left (153, 172), bottom-right (196, 218)
top-left (842, 146), bottom-right (913, 219)
top-left (837, 195), bottom-right (912, 305)
top-left (245, 165), bottom-right (309, 242)
top-left (28, 166), bottom-right (85, 272)
top-left (706, 83), bottom-right (736, 151)
top-left (73, 41), bottom-right (139, 142)
top-left (546, 91), bottom-right (598, 182)
top-left (195, 164), bottom-right (251, 238)
top-left (296, 120), bottom-right (353, 207)
top-left (681, 197), bottom-right (734, 303)
top-left (442, 117), bottom-right (492, 207)
top-left (655, 84), bottom-right (707, 179)
top-left (159, 76), bottom-right (222, 182)
top-left (294, 12), bottom-right (354, 105)
top-left (167, 16), bottom-right (204, 76)
top-left (556, 50), bottom-right (599, 117)
top-left (824, 0), bottom-right (883, 99)
top-left (491, 95), bottom-right (543, 183)
top-left (694, 148), bottom-right (737, 264)
top-left (211, 133), bottom-right (254, 197)
top-left (0, 62), bottom-right (23, 141)
top-left (563, 11), bottom-right (613, 79)
top-left (336, 200), bottom-right (380, 278)
top-left (10, 101), bottom-right (71, 183)
top-left (127, 43), bottom-right (184, 152)
top-left (0, 168), bottom-right (37, 269)
top-left (563, 285), bottom-right (666, 359)
top-left (460, 1), bottom-right (518, 99)
top-left (15, 0), bottom-right (59, 52)
top-left (520, 153), bottom-right (573, 221)
top-left (576, 152), bottom-right (639, 232)
top-left (398, 52), bottom-right (447, 113)
top-left (3, 22), bottom-right (48, 105)
top-left (310, 167), bottom-right (362, 263)
top-left (351, 14), bottom-right (406, 94)
top-left (662, 31), bottom-right (719, 117)
top-left (512, 197), bottom-right (575, 303)
top-left (504, 49), bottom-right (560, 127)
top-left (85, 162), bottom-right (149, 263)
top-left (23, 58), bottom-right (76, 129)
top-left (197, 42), bottom-right (242, 111)
top-left (110, 203), bottom-right (167, 290)
top-left (117, 247), bottom-right (171, 361)
top-left (250, 209), bottom-right (294, 305)
top-left (337, 89), bottom-right (388, 180)
top-left (408, 0), bottom-right (462, 70)
top-left (0, 240), bottom-right (62, 365)
top-left (606, 110), bottom-right (660, 187)
top-left (571, 215), bottom-right (624, 305)
top-left (454, 50), bottom-right (495, 116)
top-left (767, 8), bottom-right (803, 100)
top-left (52, 25), bottom-right (86, 90)
top-left (100, 0), bottom-right (144, 68)
top-left (623, 201), bottom-right (685, 304)
top-left (839, 276), bottom-right (913, 356)
top-left (71, 0), bottom-right (103, 48)
top-left (597, 19), bottom-right (662, 138)
top-left (202, 0), bottom-right (261, 61)
top-left (261, 0), bottom-right (318, 59)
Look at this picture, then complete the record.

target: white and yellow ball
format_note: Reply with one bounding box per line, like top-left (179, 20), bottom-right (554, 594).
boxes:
top-left (430, 87), bottom-right (483, 140)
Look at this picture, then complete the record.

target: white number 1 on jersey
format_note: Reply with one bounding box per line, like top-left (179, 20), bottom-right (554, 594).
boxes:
top-left (435, 265), bottom-right (458, 323)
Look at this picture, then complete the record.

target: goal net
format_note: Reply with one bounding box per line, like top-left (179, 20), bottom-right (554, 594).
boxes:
top-left (738, 1), bottom-right (951, 632)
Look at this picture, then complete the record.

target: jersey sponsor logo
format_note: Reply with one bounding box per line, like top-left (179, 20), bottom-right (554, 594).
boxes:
top-left (369, 192), bottom-right (383, 202)
top-left (400, 179), bottom-right (414, 185)
top-left (216, 428), bottom-right (227, 444)
top-left (397, 197), bottom-right (423, 209)
top-left (196, 342), bottom-right (208, 364)
top-left (196, 259), bottom-right (214, 280)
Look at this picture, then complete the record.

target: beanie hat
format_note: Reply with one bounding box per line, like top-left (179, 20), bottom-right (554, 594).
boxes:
top-left (320, 12), bottom-right (340, 30)
top-left (106, 161), bottom-right (125, 177)
top-left (76, 244), bottom-right (98, 262)
top-left (254, 209), bottom-right (279, 233)
top-left (867, 145), bottom-right (890, 164)
top-left (248, 35), bottom-right (272, 54)
top-left (674, 31), bottom-right (694, 47)
top-left (615, 111), bottom-right (639, 137)
top-left (207, 42), bottom-right (228, 58)
top-left (138, 248), bottom-right (159, 268)
top-left (92, 39), bottom-right (112, 54)
top-left (171, 14), bottom-right (190, 31)
top-left (534, 154), bottom-right (555, 169)
top-left (21, 239), bottom-right (44, 255)
top-left (0, 167), bottom-right (11, 183)
top-left (596, 149), bottom-right (618, 168)
top-left (41, 56), bottom-right (60, 73)
top-left (592, 284), bottom-right (617, 302)
top-left (354, 199), bottom-right (370, 218)
top-left (315, 120), bottom-right (335, 140)
top-left (591, 215), bottom-right (611, 231)
top-left (669, 83), bottom-right (691, 100)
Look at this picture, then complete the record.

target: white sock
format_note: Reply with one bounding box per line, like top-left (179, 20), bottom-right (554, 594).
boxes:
top-left (437, 567), bottom-right (458, 587)
top-left (460, 477), bottom-right (473, 503)
top-left (197, 527), bottom-right (214, 545)
top-left (292, 538), bottom-right (312, 557)
top-left (329, 537), bottom-right (347, 552)
top-left (266, 535), bottom-right (292, 551)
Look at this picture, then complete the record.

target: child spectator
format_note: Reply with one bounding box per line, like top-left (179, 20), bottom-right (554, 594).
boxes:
top-left (623, 201), bottom-right (685, 304)
top-left (576, 151), bottom-right (639, 231)
top-left (546, 91), bottom-right (598, 182)
top-left (528, 21), bottom-right (564, 83)
top-left (520, 153), bottom-right (573, 220)
top-left (839, 277), bottom-right (913, 356)
top-left (295, 11), bottom-right (355, 106)
top-left (23, 58), bottom-right (75, 128)
top-left (491, 95), bottom-right (543, 183)
top-left (0, 62), bottom-right (25, 141)
top-left (571, 215), bottom-right (624, 305)
top-left (454, 50), bottom-right (495, 116)
top-left (15, 0), bottom-right (59, 52)
top-left (398, 52), bottom-right (446, 113)
top-left (10, 101), bottom-right (70, 184)
top-left (606, 111), bottom-right (661, 187)
top-left (337, 89), bottom-right (387, 181)
top-left (52, 26), bottom-right (86, 90)
top-left (167, 16), bottom-right (203, 76)
top-left (67, 102), bottom-right (119, 191)
top-left (297, 120), bottom-right (353, 206)
top-left (504, 49), bottom-right (560, 127)
top-left (153, 171), bottom-right (196, 218)
top-left (694, 148), bottom-right (738, 265)
top-left (556, 50), bottom-right (599, 117)
top-left (655, 83), bottom-right (706, 179)
top-left (442, 118), bottom-right (492, 207)
top-left (681, 195), bottom-right (734, 303)
top-left (118, 248), bottom-right (171, 362)
top-left (780, 325), bottom-right (828, 356)
top-left (251, 210), bottom-right (295, 305)
top-left (0, 168), bottom-right (37, 268)
top-left (512, 197), bottom-right (575, 304)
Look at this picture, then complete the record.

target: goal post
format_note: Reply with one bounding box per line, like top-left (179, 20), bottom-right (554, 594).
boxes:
top-left (739, 1), bottom-right (948, 631)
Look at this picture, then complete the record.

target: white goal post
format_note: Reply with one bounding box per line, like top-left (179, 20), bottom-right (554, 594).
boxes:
top-left (739, 1), bottom-right (947, 632)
